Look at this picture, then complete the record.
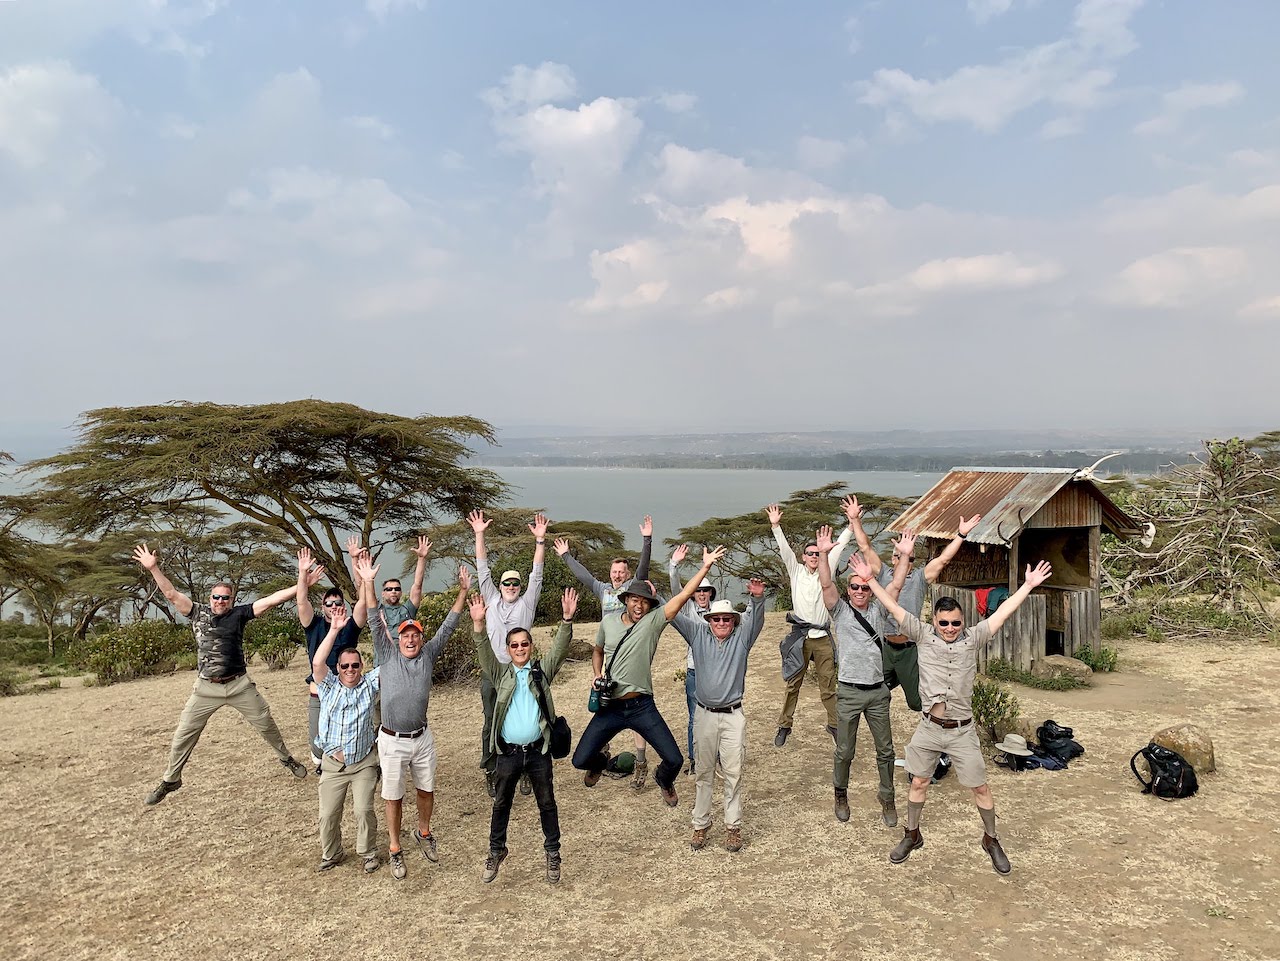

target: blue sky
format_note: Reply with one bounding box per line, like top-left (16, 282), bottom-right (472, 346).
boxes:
top-left (1, 0), bottom-right (1277, 444)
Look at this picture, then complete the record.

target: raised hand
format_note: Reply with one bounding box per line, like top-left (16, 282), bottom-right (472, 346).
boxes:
top-left (747, 577), bottom-right (766, 598)
top-left (702, 545), bottom-right (728, 567)
top-left (305, 563), bottom-right (326, 588)
top-left (671, 543), bottom-right (688, 565)
top-left (457, 566), bottom-right (473, 592)
top-left (562, 587), bottom-right (579, 620)
top-left (132, 543), bottom-right (159, 570)
top-left (894, 529), bottom-right (917, 558)
top-left (639, 515), bottom-right (653, 538)
top-left (344, 535), bottom-right (362, 556)
top-left (329, 607), bottom-right (350, 631)
top-left (842, 495), bottom-right (862, 523)
top-left (353, 554), bottom-right (379, 584)
top-left (468, 592), bottom-right (487, 626)
top-left (815, 525), bottom-right (835, 553)
top-left (413, 535), bottom-right (432, 559)
top-left (848, 553), bottom-right (873, 581)
top-left (765, 503), bottom-right (782, 526)
top-left (1024, 560), bottom-right (1052, 589)
top-left (553, 537), bottom-right (571, 557)
top-left (529, 513), bottom-right (549, 540)
top-left (467, 510), bottom-right (490, 533)
top-left (958, 514), bottom-right (981, 537)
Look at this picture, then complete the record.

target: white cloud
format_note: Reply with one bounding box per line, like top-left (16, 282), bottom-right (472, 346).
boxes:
top-left (796, 136), bottom-right (849, 170)
top-left (0, 62), bottom-right (121, 179)
top-left (844, 15), bottom-right (862, 54)
top-left (505, 97), bottom-right (643, 196)
top-left (656, 92), bottom-right (698, 114)
top-left (1134, 80), bottom-right (1244, 136)
top-left (483, 62), bottom-right (578, 112)
top-left (904, 253), bottom-right (1064, 291)
top-left (1109, 246), bottom-right (1249, 308)
top-left (858, 0), bottom-right (1144, 132)
top-left (1239, 296), bottom-right (1280, 322)
top-left (655, 144), bottom-right (751, 201)
top-left (0, 0), bottom-right (225, 63)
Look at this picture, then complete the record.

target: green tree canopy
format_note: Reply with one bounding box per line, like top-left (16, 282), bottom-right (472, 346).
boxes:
top-left (26, 401), bottom-right (506, 597)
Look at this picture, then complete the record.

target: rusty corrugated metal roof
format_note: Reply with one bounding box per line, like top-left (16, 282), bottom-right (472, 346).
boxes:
top-left (887, 467), bottom-right (1142, 545)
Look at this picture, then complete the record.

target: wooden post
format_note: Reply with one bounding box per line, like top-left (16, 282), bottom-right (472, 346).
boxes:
top-left (1088, 525), bottom-right (1101, 589)
top-left (1008, 533), bottom-right (1020, 593)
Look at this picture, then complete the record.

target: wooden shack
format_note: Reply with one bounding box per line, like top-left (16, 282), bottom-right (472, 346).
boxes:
top-left (887, 467), bottom-right (1142, 671)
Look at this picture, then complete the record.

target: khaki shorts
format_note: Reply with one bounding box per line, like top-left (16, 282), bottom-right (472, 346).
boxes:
top-left (904, 717), bottom-right (987, 788)
top-left (378, 728), bottom-right (437, 800)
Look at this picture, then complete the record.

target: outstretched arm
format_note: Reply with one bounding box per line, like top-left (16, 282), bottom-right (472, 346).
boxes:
top-left (424, 567), bottom-right (471, 661)
top-left (311, 608), bottom-right (350, 685)
top-left (841, 495), bottom-right (882, 578)
top-left (555, 538), bottom-right (607, 599)
top-left (882, 530), bottom-right (916, 602)
top-left (815, 525), bottom-right (840, 611)
top-left (849, 553), bottom-right (907, 626)
top-left (766, 504), bottom-right (800, 577)
top-left (295, 547), bottom-right (325, 626)
top-left (355, 554), bottom-right (393, 662)
top-left (635, 515), bottom-right (653, 582)
top-left (529, 513), bottom-right (548, 568)
top-left (924, 514), bottom-right (980, 584)
top-left (469, 509), bottom-right (490, 566)
top-left (742, 577), bottom-right (768, 647)
top-left (469, 592), bottom-right (499, 682)
top-left (133, 544), bottom-right (194, 617)
top-left (663, 546), bottom-right (726, 620)
top-left (252, 582), bottom-right (300, 618)
top-left (986, 561), bottom-right (1052, 635)
top-left (409, 535), bottom-right (431, 608)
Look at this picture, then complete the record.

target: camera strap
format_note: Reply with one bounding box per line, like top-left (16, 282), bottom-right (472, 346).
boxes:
top-left (603, 622), bottom-right (639, 678)
top-left (845, 601), bottom-right (885, 651)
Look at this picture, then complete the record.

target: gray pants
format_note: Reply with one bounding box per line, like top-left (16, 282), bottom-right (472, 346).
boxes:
top-left (308, 693), bottom-right (321, 762)
top-left (832, 682), bottom-right (895, 802)
top-left (162, 674), bottom-right (293, 782)
top-left (318, 748), bottom-right (379, 861)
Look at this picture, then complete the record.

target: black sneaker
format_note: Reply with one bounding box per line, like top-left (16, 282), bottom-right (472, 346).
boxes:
top-left (546, 851), bottom-right (562, 884)
top-left (282, 757), bottom-right (308, 779)
top-left (773, 727), bottom-right (790, 748)
top-left (485, 770), bottom-right (497, 798)
top-left (144, 779), bottom-right (181, 806)
top-left (519, 772), bottom-right (532, 796)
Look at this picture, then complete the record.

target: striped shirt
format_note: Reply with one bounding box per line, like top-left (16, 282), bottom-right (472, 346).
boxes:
top-left (316, 668), bottom-right (382, 764)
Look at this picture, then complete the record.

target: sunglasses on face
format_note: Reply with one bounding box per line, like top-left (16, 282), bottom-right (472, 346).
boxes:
top-left (508, 640), bottom-right (531, 649)
top-left (323, 600), bottom-right (345, 608)
top-left (211, 594), bottom-right (231, 601)
top-left (803, 550), bottom-right (820, 558)
top-left (847, 584), bottom-right (872, 592)
top-left (338, 662), bottom-right (361, 670)
top-left (501, 580), bottom-right (521, 587)
top-left (936, 619), bottom-right (963, 627)
top-left (383, 586), bottom-right (402, 592)
top-left (708, 615), bottom-right (735, 623)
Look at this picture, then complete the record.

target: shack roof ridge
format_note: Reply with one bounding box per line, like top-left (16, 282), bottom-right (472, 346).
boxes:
top-left (950, 466), bottom-right (1077, 474)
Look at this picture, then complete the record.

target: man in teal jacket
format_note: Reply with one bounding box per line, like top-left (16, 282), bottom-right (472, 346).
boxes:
top-left (472, 586), bottom-right (579, 885)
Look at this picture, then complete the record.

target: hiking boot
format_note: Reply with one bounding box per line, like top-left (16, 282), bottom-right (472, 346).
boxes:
top-left (485, 769), bottom-right (497, 798)
top-left (144, 779), bottom-right (181, 806)
top-left (690, 827), bottom-right (709, 851)
top-left (826, 724), bottom-right (838, 742)
top-left (881, 798), bottom-right (899, 828)
top-left (584, 749), bottom-right (610, 788)
top-left (389, 850), bottom-right (407, 880)
top-left (632, 758), bottom-right (649, 791)
top-left (546, 850), bottom-right (562, 884)
top-left (725, 827), bottom-right (743, 853)
top-left (482, 848), bottom-right (508, 883)
top-left (982, 833), bottom-right (1012, 875)
top-left (281, 756), bottom-right (308, 779)
top-left (685, 758), bottom-right (696, 776)
top-left (519, 772), bottom-right (532, 796)
top-left (363, 855), bottom-right (380, 874)
top-left (414, 830), bottom-right (438, 864)
top-left (660, 783), bottom-right (679, 807)
top-left (774, 727), bottom-right (790, 748)
top-left (889, 828), bottom-right (924, 864)
top-left (318, 849), bottom-right (345, 872)
top-left (833, 788), bottom-right (850, 823)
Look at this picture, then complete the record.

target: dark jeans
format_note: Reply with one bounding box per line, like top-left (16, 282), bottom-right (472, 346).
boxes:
top-left (572, 694), bottom-right (683, 790)
top-left (489, 740), bottom-right (560, 856)
top-left (480, 677), bottom-right (497, 773)
top-left (684, 669), bottom-right (697, 758)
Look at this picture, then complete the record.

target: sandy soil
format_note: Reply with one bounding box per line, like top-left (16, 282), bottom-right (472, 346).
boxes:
top-left (3, 613), bottom-right (1277, 961)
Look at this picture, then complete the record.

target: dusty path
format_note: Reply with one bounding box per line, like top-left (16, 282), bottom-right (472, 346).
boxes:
top-left (3, 614), bottom-right (1276, 961)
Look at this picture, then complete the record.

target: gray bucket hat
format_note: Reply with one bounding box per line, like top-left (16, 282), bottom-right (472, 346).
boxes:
top-left (995, 733), bottom-right (1033, 757)
top-left (618, 579), bottom-right (659, 604)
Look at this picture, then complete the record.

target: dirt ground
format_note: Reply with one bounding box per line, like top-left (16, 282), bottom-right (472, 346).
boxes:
top-left (3, 613), bottom-right (1277, 961)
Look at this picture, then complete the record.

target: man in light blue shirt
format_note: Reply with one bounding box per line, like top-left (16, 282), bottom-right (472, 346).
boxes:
top-left (312, 609), bottom-right (382, 874)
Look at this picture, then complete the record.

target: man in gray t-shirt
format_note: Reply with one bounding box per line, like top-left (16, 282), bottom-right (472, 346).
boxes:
top-left (357, 554), bottom-right (468, 882)
top-left (669, 577), bottom-right (766, 852)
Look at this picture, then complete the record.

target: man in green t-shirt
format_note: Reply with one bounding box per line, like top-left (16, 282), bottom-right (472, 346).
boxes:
top-left (571, 545), bottom-right (727, 808)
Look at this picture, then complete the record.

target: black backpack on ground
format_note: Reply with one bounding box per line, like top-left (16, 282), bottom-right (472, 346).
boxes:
top-left (1130, 742), bottom-right (1199, 800)
top-left (1036, 720), bottom-right (1085, 764)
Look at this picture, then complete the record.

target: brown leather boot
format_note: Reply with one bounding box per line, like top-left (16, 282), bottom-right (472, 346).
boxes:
top-left (880, 798), bottom-right (898, 828)
top-left (982, 833), bottom-right (1011, 875)
top-left (833, 788), bottom-right (850, 822)
top-left (889, 827), bottom-right (924, 864)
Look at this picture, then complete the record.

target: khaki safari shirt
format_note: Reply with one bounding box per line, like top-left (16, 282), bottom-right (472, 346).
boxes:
top-left (896, 611), bottom-right (994, 722)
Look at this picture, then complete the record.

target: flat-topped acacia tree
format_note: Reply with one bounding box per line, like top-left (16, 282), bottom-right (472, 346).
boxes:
top-left (26, 401), bottom-right (506, 599)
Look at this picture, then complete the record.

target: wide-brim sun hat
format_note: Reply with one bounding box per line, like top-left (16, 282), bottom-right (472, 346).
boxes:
top-left (995, 733), bottom-right (1033, 757)
top-left (701, 599), bottom-right (741, 625)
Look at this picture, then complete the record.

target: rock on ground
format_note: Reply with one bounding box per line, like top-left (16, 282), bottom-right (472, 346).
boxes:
top-left (1152, 721), bottom-right (1216, 774)
top-left (1032, 654), bottom-right (1094, 683)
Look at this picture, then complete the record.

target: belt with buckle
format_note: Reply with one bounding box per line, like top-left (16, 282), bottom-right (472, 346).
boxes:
top-left (841, 681), bottom-right (885, 691)
top-left (381, 725), bottom-right (425, 739)
top-left (885, 635), bottom-right (914, 647)
top-left (499, 735), bottom-right (544, 754)
top-left (923, 713), bottom-right (971, 729)
top-left (205, 672), bottom-right (245, 685)
top-left (697, 702), bottom-right (742, 714)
